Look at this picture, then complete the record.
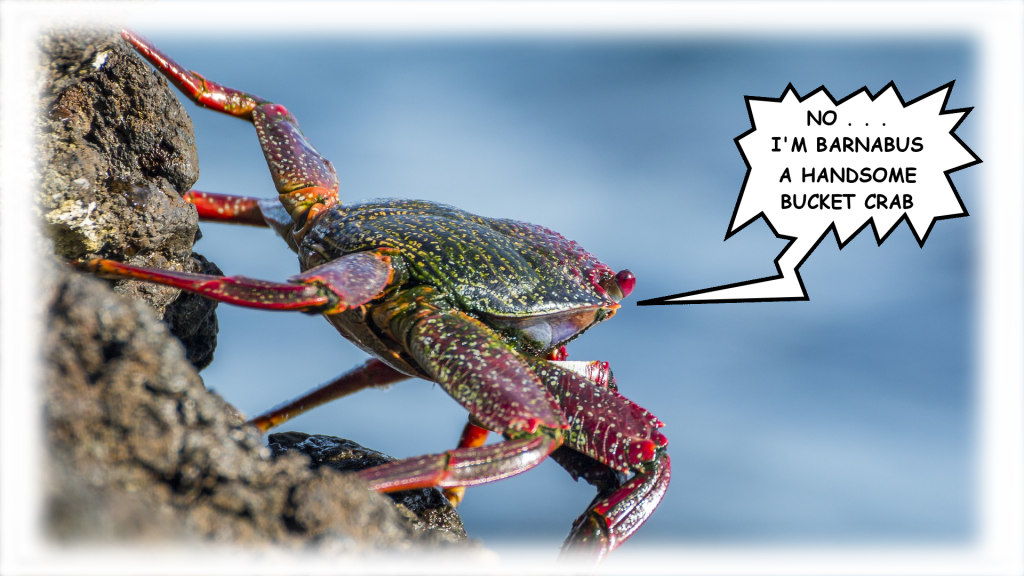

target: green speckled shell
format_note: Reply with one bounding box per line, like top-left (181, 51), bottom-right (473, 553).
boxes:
top-left (301, 199), bottom-right (615, 318)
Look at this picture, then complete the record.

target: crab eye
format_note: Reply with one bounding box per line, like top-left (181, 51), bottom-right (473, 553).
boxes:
top-left (597, 269), bottom-right (635, 302)
top-left (615, 269), bottom-right (635, 298)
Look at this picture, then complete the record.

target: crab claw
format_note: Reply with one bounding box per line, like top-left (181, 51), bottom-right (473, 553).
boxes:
top-left (561, 451), bottom-right (671, 564)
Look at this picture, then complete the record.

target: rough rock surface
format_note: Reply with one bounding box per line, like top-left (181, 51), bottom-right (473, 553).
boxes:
top-left (36, 27), bottom-right (217, 369)
top-left (39, 28), bottom-right (469, 552)
top-left (268, 432), bottom-right (467, 542)
top-left (43, 258), bottom-right (459, 549)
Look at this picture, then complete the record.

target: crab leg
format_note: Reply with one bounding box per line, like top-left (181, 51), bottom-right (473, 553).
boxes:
top-left (77, 249), bottom-right (393, 314)
top-left (249, 359), bottom-right (410, 432)
top-left (122, 29), bottom-right (339, 239)
top-left (439, 361), bottom-right (616, 508)
top-left (561, 451), bottom-right (671, 561)
top-left (121, 28), bottom-right (266, 120)
top-left (355, 287), bottom-right (569, 490)
top-left (359, 434), bottom-right (560, 492)
top-left (182, 190), bottom-right (271, 227)
top-left (439, 362), bottom-right (615, 508)
top-left (441, 420), bottom-right (491, 506)
top-left (181, 190), bottom-right (301, 250)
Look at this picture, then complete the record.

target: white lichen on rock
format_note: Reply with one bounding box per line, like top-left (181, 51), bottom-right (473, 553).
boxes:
top-left (44, 198), bottom-right (108, 254)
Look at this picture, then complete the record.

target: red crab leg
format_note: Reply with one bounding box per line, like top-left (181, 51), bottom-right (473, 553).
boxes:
top-left (122, 29), bottom-right (339, 239)
top-left (561, 451), bottom-right (672, 562)
top-left (248, 359), bottom-right (410, 432)
top-left (76, 249), bottom-right (393, 314)
top-left (358, 433), bottom-right (560, 492)
top-left (121, 28), bottom-right (266, 120)
top-left (441, 421), bottom-right (491, 506)
top-left (355, 287), bottom-right (568, 491)
top-left (383, 291), bottom-right (568, 434)
top-left (183, 190), bottom-right (270, 227)
top-left (438, 361), bottom-right (617, 507)
top-left (183, 190), bottom-right (300, 249)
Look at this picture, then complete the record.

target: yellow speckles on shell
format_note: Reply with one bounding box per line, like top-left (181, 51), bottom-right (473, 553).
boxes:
top-left (302, 198), bottom-right (614, 325)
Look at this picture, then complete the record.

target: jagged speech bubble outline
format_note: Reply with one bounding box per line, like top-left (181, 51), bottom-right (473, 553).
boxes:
top-left (639, 82), bottom-right (980, 306)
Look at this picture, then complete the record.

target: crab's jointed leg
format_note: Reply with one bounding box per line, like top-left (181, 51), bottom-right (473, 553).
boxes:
top-left (122, 29), bottom-right (339, 240)
top-left (78, 249), bottom-right (393, 314)
top-left (354, 287), bottom-right (569, 490)
top-left (561, 451), bottom-right (671, 562)
top-left (181, 190), bottom-right (302, 250)
top-left (441, 420), bottom-right (491, 507)
top-left (439, 360), bottom-right (618, 508)
top-left (249, 359), bottom-right (410, 433)
top-left (359, 434), bottom-right (561, 492)
top-left (182, 190), bottom-right (270, 227)
top-left (437, 361), bottom-right (618, 508)
top-left (350, 288), bottom-right (669, 558)
top-left (121, 29), bottom-right (264, 120)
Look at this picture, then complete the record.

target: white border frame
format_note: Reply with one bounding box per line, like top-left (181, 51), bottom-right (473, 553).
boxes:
top-left (2, 2), bottom-right (1021, 575)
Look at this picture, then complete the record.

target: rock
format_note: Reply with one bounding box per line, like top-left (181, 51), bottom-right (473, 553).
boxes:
top-left (36, 27), bottom-right (216, 369)
top-left (38, 28), bottom-right (472, 553)
top-left (268, 432), bottom-right (467, 542)
top-left (43, 256), bottom-right (460, 550)
top-left (161, 253), bottom-right (221, 370)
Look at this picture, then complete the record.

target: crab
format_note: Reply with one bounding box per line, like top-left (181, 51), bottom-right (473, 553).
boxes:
top-left (79, 29), bottom-right (671, 562)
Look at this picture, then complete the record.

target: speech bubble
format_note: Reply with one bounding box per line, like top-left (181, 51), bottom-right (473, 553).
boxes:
top-left (639, 82), bottom-right (980, 305)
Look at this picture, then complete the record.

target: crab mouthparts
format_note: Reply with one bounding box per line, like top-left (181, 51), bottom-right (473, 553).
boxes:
top-left (489, 305), bottom-right (614, 353)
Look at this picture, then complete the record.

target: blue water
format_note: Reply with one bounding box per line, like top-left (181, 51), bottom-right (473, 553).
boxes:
top-left (147, 35), bottom-right (977, 549)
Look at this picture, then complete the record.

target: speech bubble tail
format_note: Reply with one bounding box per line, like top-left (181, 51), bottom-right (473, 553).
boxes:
top-left (638, 233), bottom-right (820, 305)
top-left (638, 271), bottom-right (807, 305)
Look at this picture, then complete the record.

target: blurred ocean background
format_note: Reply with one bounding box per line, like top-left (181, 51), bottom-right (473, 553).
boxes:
top-left (147, 34), bottom-right (977, 550)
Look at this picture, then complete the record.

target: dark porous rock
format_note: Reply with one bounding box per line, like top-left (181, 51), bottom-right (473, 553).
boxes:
top-left (268, 432), bottom-right (468, 542)
top-left (43, 257), bottom-right (462, 550)
top-left (37, 27), bottom-right (216, 369)
top-left (39, 28), bottom-right (472, 555)
top-left (161, 253), bottom-right (221, 370)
